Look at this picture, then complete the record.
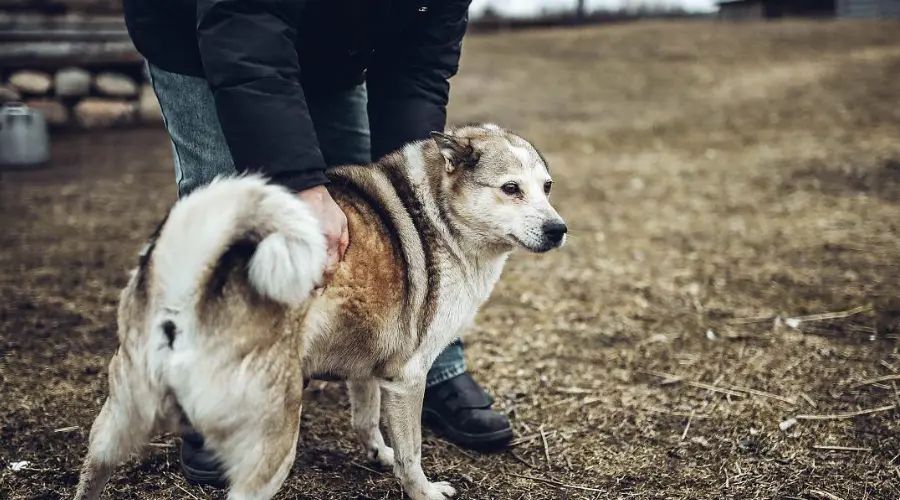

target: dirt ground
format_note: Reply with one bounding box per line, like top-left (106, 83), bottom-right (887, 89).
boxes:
top-left (4, 19), bottom-right (900, 500)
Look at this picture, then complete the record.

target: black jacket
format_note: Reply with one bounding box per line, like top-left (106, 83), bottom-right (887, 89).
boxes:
top-left (124, 0), bottom-right (472, 192)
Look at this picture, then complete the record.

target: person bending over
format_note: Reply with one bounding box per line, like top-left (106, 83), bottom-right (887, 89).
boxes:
top-left (124, 0), bottom-right (513, 488)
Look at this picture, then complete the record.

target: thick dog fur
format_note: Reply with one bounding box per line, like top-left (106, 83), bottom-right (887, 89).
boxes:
top-left (73, 124), bottom-right (567, 500)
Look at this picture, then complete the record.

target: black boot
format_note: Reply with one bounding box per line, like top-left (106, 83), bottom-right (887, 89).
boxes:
top-left (180, 430), bottom-right (228, 489)
top-left (422, 373), bottom-right (513, 450)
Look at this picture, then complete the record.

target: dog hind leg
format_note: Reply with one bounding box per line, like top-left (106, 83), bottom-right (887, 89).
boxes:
top-left (74, 353), bottom-right (159, 500)
top-left (207, 399), bottom-right (303, 500)
top-left (348, 379), bottom-right (394, 468)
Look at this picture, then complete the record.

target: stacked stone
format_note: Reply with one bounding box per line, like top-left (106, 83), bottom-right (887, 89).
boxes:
top-left (0, 67), bottom-right (162, 130)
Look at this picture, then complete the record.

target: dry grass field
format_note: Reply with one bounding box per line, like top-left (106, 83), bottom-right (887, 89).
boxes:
top-left (3, 18), bottom-right (900, 500)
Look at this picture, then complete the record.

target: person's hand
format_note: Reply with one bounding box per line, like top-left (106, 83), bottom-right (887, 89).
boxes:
top-left (297, 185), bottom-right (348, 285)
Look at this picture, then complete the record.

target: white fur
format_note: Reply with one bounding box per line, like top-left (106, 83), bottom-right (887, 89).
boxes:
top-left (154, 174), bottom-right (327, 309)
top-left (507, 142), bottom-right (535, 171)
top-left (403, 143), bottom-right (427, 183)
top-left (248, 187), bottom-right (328, 305)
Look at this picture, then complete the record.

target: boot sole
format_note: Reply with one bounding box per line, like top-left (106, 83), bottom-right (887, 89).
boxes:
top-left (422, 408), bottom-right (514, 451)
top-left (180, 446), bottom-right (228, 490)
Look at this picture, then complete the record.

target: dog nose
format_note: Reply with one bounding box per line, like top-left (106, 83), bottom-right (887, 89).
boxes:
top-left (542, 221), bottom-right (568, 244)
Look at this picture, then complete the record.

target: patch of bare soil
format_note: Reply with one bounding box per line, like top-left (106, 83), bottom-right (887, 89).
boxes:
top-left (3, 18), bottom-right (900, 500)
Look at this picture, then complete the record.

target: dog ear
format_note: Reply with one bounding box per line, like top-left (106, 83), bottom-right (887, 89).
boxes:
top-left (430, 131), bottom-right (479, 173)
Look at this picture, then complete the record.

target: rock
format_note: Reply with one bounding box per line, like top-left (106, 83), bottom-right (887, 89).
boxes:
top-left (138, 85), bottom-right (163, 124)
top-left (9, 70), bottom-right (52, 95)
top-left (93, 72), bottom-right (138, 97)
top-left (0, 85), bottom-right (22, 104)
top-left (24, 99), bottom-right (69, 126)
top-left (55, 68), bottom-right (92, 97)
top-left (779, 418), bottom-right (798, 432)
top-left (74, 99), bottom-right (136, 129)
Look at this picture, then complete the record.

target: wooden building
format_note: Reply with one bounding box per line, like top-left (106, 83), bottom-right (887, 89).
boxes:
top-left (717, 0), bottom-right (836, 19)
top-left (836, 0), bottom-right (900, 18)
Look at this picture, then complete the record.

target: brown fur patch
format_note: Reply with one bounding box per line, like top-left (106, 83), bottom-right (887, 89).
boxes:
top-left (313, 179), bottom-right (409, 378)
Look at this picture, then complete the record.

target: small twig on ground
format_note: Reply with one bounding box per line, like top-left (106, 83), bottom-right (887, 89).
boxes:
top-left (784, 304), bottom-right (873, 330)
top-left (147, 442), bottom-right (175, 449)
top-left (173, 482), bottom-right (202, 500)
top-left (852, 374), bottom-right (900, 388)
top-left (508, 450), bottom-right (536, 469)
top-left (644, 371), bottom-right (744, 398)
top-left (510, 430), bottom-right (556, 447)
top-left (647, 372), bottom-right (795, 404)
top-left (53, 426), bottom-right (80, 433)
top-left (799, 393), bottom-right (817, 408)
top-left (807, 489), bottom-right (847, 500)
top-left (351, 462), bottom-right (385, 476)
top-left (680, 409), bottom-right (695, 441)
top-left (727, 385), bottom-right (797, 405)
top-left (540, 426), bottom-right (552, 469)
top-left (727, 315), bottom-right (777, 325)
top-left (794, 404), bottom-right (896, 421)
top-left (812, 445), bottom-right (872, 452)
top-left (646, 407), bottom-right (709, 419)
top-left (166, 473), bottom-right (207, 499)
top-left (546, 396), bottom-right (577, 408)
top-left (508, 472), bottom-right (603, 493)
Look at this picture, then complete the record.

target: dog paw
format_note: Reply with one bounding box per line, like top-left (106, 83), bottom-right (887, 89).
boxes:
top-left (367, 446), bottom-right (395, 469)
top-left (420, 481), bottom-right (456, 500)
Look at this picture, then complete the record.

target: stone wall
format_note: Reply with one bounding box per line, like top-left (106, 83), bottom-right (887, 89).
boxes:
top-left (1, 66), bottom-right (162, 129)
top-left (0, 8), bottom-right (162, 131)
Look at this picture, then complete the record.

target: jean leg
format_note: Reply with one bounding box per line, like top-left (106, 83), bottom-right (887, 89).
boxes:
top-left (426, 339), bottom-right (467, 388)
top-left (305, 84), bottom-right (372, 167)
top-left (146, 63), bottom-right (236, 199)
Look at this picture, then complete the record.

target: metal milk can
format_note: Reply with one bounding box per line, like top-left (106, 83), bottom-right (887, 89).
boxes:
top-left (0, 102), bottom-right (50, 168)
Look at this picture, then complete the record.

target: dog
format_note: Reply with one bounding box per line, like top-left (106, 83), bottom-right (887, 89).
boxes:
top-left (72, 123), bottom-right (567, 500)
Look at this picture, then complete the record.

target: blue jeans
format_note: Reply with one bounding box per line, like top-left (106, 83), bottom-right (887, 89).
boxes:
top-left (147, 63), bottom-right (466, 388)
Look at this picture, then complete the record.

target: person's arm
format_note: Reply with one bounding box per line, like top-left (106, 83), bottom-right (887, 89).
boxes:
top-left (196, 0), bottom-right (328, 192)
top-left (366, 0), bottom-right (472, 159)
top-left (196, 0), bottom-right (348, 278)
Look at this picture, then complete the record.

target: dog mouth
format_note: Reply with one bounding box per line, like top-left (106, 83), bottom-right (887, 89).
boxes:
top-left (508, 234), bottom-right (563, 253)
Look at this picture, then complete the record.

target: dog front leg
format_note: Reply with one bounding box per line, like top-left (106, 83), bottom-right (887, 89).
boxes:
top-left (348, 379), bottom-right (394, 468)
top-left (382, 380), bottom-right (455, 500)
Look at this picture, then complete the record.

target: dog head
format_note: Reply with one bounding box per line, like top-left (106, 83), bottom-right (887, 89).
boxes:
top-left (430, 124), bottom-right (567, 253)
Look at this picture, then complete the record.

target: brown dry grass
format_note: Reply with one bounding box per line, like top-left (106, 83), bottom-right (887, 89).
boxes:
top-left (3, 18), bottom-right (900, 500)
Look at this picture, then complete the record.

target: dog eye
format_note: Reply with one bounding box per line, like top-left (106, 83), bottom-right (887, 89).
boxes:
top-left (544, 181), bottom-right (553, 194)
top-left (501, 182), bottom-right (520, 196)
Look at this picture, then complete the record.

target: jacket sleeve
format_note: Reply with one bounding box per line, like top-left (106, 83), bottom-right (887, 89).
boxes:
top-left (366, 0), bottom-right (472, 160)
top-left (196, 0), bottom-right (329, 192)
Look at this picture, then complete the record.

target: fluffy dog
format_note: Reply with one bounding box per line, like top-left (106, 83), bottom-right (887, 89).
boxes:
top-left (73, 123), bottom-right (567, 500)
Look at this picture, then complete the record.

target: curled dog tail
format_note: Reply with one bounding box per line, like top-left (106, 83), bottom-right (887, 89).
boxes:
top-left (152, 174), bottom-right (328, 308)
top-left (246, 185), bottom-right (329, 306)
